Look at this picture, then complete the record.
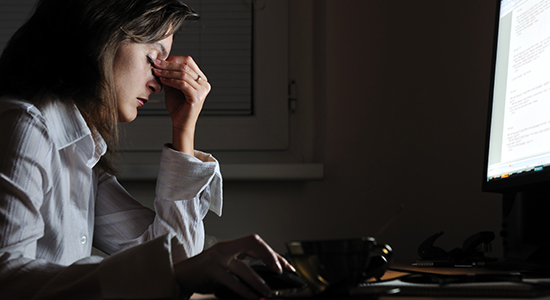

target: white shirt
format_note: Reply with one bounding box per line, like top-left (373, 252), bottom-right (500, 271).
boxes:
top-left (0, 97), bottom-right (223, 299)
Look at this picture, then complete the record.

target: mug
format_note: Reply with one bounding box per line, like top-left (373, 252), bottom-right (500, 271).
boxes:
top-left (286, 237), bottom-right (392, 294)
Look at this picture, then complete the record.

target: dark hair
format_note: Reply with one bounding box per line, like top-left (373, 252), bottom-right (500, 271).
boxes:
top-left (0, 0), bottom-right (198, 173)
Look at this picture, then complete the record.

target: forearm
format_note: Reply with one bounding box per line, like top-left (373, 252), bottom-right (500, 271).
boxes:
top-left (0, 236), bottom-right (181, 300)
top-left (172, 124), bottom-right (196, 156)
top-left (156, 55), bottom-right (209, 158)
top-left (0, 256), bottom-right (103, 300)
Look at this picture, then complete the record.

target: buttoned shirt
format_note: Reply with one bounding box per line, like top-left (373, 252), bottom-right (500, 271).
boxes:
top-left (0, 96), bottom-right (223, 299)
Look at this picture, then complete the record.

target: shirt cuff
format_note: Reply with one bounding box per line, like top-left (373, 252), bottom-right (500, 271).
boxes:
top-left (156, 144), bottom-right (223, 216)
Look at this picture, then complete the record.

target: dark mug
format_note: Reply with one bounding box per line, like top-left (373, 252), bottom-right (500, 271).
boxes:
top-left (286, 237), bottom-right (392, 294)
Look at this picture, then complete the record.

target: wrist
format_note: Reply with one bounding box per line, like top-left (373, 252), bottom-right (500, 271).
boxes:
top-left (171, 126), bottom-right (195, 156)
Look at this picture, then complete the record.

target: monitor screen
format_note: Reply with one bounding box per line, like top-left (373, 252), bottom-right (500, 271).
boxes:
top-left (484, 0), bottom-right (550, 192)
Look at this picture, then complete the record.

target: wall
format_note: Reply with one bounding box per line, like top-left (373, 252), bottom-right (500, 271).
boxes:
top-left (121, 0), bottom-right (504, 259)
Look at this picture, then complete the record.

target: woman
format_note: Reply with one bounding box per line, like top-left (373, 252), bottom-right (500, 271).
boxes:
top-left (0, 0), bottom-right (293, 299)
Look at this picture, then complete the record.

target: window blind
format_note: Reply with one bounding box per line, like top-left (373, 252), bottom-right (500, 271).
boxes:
top-left (0, 0), bottom-right (253, 115)
top-left (146, 0), bottom-right (254, 115)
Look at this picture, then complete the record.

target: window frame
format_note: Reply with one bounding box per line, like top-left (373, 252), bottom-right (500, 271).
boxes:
top-left (0, 0), bottom-right (321, 180)
top-left (118, 0), bottom-right (289, 152)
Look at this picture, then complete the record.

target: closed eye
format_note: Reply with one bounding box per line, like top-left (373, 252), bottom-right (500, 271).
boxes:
top-left (147, 56), bottom-right (155, 68)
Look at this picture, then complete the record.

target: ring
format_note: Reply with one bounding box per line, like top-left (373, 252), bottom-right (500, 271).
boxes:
top-left (226, 258), bottom-right (234, 269)
top-left (195, 75), bottom-right (201, 82)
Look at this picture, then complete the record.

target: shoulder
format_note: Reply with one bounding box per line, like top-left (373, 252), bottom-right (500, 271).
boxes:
top-left (0, 96), bottom-right (52, 142)
top-left (0, 96), bottom-right (44, 118)
top-left (0, 97), bottom-right (56, 178)
top-left (0, 96), bottom-right (92, 150)
top-left (0, 96), bottom-right (48, 135)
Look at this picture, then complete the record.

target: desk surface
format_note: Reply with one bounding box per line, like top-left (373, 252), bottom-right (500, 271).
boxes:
top-left (377, 261), bottom-right (550, 299)
top-left (191, 261), bottom-right (550, 300)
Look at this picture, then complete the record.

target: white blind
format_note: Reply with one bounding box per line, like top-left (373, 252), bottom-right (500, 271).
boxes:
top-left (0, 0), bottom-right (253, 115)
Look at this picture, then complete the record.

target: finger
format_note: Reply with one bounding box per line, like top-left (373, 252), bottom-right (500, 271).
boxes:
top-left (154, 68), bottom-right (200, 87)
top-left (275, 253), bottom-right (297, 272)
top-left (210, 258), bottom-right (266, 300)
top-left (223, 234), bottom-right (283, 274)
top-left (155, 56), bottom-right (208, 82)
top-left (158, 78), bottom-right (211, 100)
top-left (178, 251), bottom-right (263, 300)
top-left (227, 259), bottom-right (271, 297)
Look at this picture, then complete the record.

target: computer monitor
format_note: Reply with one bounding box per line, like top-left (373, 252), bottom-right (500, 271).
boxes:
top-left (483, 0), bottom-right (550, 267)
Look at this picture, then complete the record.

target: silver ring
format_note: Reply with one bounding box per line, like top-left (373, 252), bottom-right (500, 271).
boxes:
top-left (226, 258), bottom-right (234, 269)
top-left (195, 75), bottom-right (201, 82)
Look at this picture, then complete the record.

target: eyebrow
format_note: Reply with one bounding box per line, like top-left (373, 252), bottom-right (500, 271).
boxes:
top-left (154, 43), bottom-right (168, 59)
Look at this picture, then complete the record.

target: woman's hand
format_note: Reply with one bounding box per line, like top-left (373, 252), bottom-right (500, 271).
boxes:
top-left (173, 234), bottom-right (295, 299)
top-left (153, 56), bottom-right (210, 156)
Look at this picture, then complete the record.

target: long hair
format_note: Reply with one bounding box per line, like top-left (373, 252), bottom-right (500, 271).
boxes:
top-left (0, 0), bottom-right (198, 174)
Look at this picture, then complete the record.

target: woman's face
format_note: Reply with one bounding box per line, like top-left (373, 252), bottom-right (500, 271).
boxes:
top-left (113, 34), bottom-right (173, 123)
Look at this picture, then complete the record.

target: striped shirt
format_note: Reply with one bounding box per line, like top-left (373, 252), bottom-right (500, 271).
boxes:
top-left (0, 96), bottom-right (223, 299)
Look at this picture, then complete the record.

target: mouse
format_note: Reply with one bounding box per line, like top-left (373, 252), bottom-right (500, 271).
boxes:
top-left (213, 262), bottom-right (307, 299)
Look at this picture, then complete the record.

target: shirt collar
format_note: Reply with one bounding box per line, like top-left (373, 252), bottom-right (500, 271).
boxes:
top-left (41, 101), bottom-right (107, 168)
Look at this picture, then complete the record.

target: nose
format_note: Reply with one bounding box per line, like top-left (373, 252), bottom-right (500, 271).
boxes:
top-left (148, 75), bottom-right (163, 94)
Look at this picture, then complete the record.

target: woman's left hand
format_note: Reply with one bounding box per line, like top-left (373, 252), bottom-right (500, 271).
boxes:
top-left (173, 234), bottom-right (296, 299)
top-left (153, 56), bottom-right (210, 155)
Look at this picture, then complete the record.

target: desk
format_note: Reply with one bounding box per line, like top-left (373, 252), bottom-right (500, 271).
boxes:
top-left (191, 261), bottom-right (550, 300)
top-left (372, 261), bottom-right (550, 300)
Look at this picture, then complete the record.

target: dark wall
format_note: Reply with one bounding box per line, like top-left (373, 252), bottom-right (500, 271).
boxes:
top-left (124, 0), bottom-right (504, 259)
top-left (205, 0), bottom-right (502, 258)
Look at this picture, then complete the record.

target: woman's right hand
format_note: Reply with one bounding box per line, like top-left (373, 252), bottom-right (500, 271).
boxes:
top-left (173, 234), bottom-right (295, 299)
top-left (153, 55), bottom-right (210, 156)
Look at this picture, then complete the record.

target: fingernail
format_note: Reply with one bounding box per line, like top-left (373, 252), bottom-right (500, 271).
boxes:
top-left (155, 59), bottom-right (162, 65)
top-left (275, 262), bottom-right (283, 274)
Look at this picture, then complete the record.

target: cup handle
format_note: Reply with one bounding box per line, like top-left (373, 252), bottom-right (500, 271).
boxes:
top-left (363, 243), bottom-right (393, 280)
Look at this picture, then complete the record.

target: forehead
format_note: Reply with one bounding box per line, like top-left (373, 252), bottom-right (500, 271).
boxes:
top-left (153, 35), bottom-right (173, 58)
